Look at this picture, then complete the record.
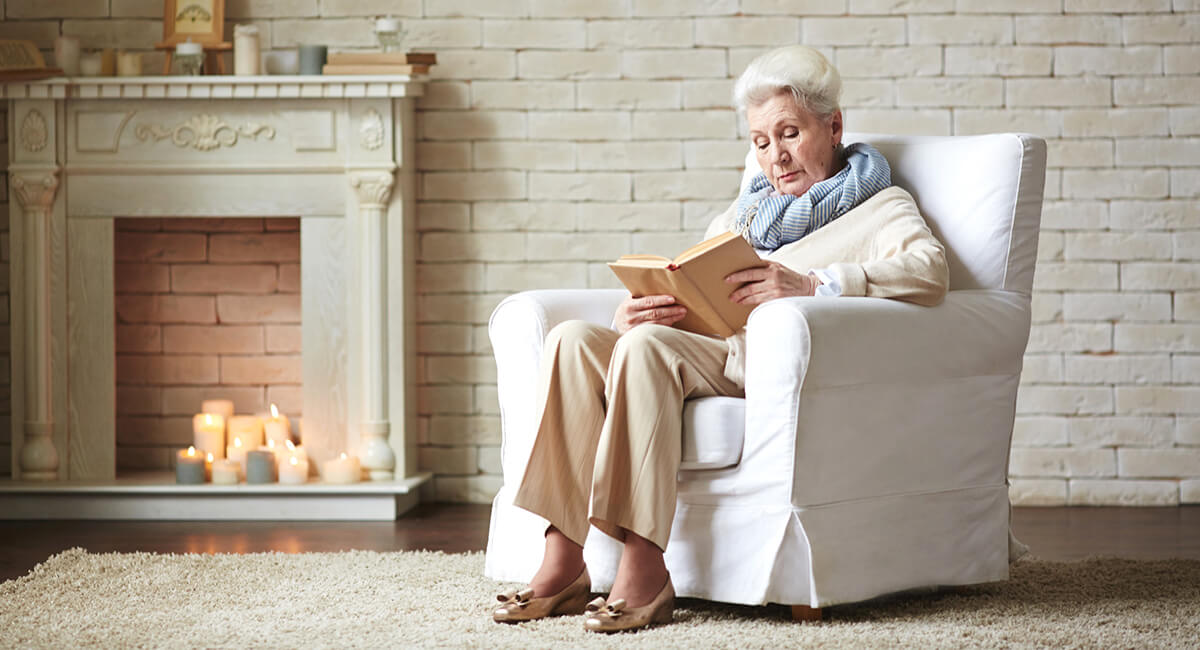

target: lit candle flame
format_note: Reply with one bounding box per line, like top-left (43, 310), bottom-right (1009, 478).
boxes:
top-left (340, 452), bottom-right (348, 460)
top-left (285, 440), bottom-right (296, 451)
top-left (206, 453), bottom-right (214, 462)
top-left (234, 438), bottom-right (243, 448)
top-left (289, 456), bottom-right (299, 466)
top-left (267, 439), bottom-right (276, 449)
top-left (270, 403), bottom-right (280, 419)
top-left (186, 446), bottom-right (196, 456)
top-left (204, 413), bottom-right (213, 425)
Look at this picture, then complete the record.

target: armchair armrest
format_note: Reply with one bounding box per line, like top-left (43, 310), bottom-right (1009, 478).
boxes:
top-left (489, 289), bottom-right (628, 481)
top-left (742, 290), bottom-right (1031, 508)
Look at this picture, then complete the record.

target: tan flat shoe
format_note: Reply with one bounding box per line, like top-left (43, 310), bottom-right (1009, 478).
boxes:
top-left (492, 567), bottom-right (592, 623)
top-left (583, 575), bottom-right (674, 633)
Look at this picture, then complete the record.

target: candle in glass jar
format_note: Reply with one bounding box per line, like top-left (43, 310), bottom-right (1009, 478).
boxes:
top-left (175, 446), bottom-right (206, 484)
top-left (323, 452), bottom-right (361, 484)
top-left (116, 51), bottom-right (143, 77)
top-left (212, 458), bottom-right (240, 485)
top-left (193, 412), bottom-right (226, 460)
top-left (279, 454), bottom-right (309, 484)
top-left (263, 403), bottom-right (290, 448)
top-left (245, 449), bottom-right (276, 484)
top-left (228, 415), bottom-right (264, 448)
top-left (79, 52), bottom-right (103, 76)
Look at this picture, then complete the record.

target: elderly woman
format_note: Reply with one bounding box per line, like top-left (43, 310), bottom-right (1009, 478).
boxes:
top-left (492, 45), bottom-right (949, 633)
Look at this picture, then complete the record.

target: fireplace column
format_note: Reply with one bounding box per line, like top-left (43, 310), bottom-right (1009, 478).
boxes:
top-left (350, 169), bottom-right (398, 480)
top-left (11, 170), bottom-right (61, 480)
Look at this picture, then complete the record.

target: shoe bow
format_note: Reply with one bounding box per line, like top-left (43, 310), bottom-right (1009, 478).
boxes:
top-left (585, 596), bottom-right (626, 618)
top-left (496, 588), bottom-right (535, 608)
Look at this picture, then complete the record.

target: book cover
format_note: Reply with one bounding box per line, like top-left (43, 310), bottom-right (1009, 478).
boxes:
top-left (321, 63), bottom-right (431, 75)
top-left (608, 231), bottom-right (766, 338)
top-left (326, 52), bottom-right (437, 65)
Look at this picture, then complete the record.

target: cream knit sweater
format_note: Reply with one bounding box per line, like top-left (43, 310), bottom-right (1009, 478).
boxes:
top-left (703, 185), bottom-right (950, 387)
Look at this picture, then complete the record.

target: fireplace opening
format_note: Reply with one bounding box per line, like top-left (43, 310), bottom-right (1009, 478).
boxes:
top-left (113, 217), bottom-right (301, 475)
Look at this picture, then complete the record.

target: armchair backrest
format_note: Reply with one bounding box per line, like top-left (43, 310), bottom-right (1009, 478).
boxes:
top-left (740, 133), bottom-right (1047, 295)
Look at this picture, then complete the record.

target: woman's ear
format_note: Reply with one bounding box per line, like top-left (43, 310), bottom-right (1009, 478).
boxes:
top-left (829, 110), bottom-right (844, 148)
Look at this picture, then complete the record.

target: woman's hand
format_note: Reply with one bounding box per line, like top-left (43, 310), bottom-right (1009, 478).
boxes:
top-left (614, 294), bottom-right (687, 334)
top-left (725, 261), bottom-right (820, 305)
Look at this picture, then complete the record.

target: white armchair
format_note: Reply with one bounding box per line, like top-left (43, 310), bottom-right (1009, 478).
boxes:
top-left (485, 133), bottom-right (1047, 609)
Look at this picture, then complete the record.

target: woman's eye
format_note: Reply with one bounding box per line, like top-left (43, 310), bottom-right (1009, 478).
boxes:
top-left (756, 141), bottom-right (769, 150)
top-left (784, 129), bottom-right (798, 138)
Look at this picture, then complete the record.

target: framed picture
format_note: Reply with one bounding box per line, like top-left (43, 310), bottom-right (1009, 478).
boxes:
top-left (161, 0), bottom-right (225, 47)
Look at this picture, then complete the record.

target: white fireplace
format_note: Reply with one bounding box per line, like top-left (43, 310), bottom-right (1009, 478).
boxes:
top-left (1, 76), bottom-right (429, 519)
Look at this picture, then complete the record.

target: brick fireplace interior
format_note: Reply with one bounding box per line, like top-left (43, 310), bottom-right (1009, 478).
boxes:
top-left (114, 217), bottom-right (301, 473)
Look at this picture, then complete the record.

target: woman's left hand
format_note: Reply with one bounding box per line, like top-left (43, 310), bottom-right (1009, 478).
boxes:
top-left (725, 261), bottom-right (819, 305)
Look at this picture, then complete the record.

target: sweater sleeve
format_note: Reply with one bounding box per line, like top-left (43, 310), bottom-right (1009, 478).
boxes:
top-left (827, 193), bottom-right (950, 307)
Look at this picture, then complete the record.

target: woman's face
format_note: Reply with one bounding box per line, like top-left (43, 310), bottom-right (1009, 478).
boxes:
top-left (746, 92), bottom-right (843, 197)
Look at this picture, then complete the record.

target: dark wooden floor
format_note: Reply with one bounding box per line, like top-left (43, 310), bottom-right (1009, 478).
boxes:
top-left (1, 505), bottom-right (1197, 583)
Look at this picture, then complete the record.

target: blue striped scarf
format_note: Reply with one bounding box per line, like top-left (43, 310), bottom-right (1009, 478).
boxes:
top-left (733, 142), bottom-right (892, 250)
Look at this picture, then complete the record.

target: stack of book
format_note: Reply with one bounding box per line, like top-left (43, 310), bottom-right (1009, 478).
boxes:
top-left (0, 39), bottom-right (62, 81)
top-left (321, 51), bottom-right (435, 76)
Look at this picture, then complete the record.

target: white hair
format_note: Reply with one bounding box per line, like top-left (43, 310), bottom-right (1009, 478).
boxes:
top-left (733, 45), bottom-right (842, 119)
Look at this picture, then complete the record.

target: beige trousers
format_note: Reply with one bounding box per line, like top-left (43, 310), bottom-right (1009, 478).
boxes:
top-left (512, 320), bottom-right (742, 551)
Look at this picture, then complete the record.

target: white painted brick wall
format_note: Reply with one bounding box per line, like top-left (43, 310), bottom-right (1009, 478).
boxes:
top-left (5, 3), bottom-right (1198, 504)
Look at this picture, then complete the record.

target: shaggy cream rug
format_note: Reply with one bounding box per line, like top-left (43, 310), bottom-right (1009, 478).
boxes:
top-left (1, 548), bottom-right (1197, 648)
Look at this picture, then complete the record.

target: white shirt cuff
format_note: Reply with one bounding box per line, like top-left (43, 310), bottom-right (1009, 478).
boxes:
top-left (810, 267), bottom-right (844, 297)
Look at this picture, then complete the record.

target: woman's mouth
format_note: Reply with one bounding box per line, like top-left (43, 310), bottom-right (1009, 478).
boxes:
top-left (777, 171), bottom-right (800, 183)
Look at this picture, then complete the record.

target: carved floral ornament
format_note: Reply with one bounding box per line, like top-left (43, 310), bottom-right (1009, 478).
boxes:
top-left (11, 171), bottom-right (60, 211)
top-left (135, 113), bottom-right (276, 151)
top-left (20, 109), bottom-right (48, 153)
top-left (360, 108), bottom-right (385, 151)
top-left (350, 171), bottom-right (395, 208)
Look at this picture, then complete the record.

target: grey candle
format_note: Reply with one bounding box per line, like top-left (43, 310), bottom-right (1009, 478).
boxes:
top-left (175, 448), bottom-right (207, 485)
top-left (245, 449), bottom-right (277, 484)
top-left (298, 45), bottom-right (327, 75)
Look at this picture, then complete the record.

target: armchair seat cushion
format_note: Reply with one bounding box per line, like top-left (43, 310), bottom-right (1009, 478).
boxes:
top-left (681, 396), bottom-right (745, 470)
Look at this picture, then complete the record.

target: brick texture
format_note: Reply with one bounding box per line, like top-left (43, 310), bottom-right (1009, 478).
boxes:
top-left (3, 3), bottom-right (1198, 503)
top-left (111, 218), bottom-right (301, 471)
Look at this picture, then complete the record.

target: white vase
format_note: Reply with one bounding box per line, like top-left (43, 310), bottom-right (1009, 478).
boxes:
top-left (359, 431), bottom-right (395, 480)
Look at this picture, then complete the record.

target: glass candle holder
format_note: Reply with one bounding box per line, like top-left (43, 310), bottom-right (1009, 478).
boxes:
top-left (177, 52), bottom-right (203, 75)
top-left (375, 17), bottom-right (406, 53)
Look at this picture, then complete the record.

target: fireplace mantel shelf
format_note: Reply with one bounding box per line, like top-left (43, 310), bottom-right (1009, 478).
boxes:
top-left (1, 74), bottom-right (429, 100)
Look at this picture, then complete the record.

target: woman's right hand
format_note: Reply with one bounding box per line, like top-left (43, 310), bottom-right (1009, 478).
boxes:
top-left (614, 294), bottom-right (687, 334)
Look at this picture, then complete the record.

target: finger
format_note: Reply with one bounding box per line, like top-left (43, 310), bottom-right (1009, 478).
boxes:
top-left (725, 267), bottom-right (769, 284)
top-left (641, 306), bottom-right (686, 323)
top-left (639, 294), bottom-right (677, 308)
top-left (728, 281), bottom-right (763, 304)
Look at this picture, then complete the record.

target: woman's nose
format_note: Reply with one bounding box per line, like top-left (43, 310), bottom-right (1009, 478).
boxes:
top-left (772, 143), bottom-right (790, 165)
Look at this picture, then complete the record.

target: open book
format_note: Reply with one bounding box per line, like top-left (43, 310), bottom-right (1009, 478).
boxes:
top-left (608, 231), bottom-right (767, 338)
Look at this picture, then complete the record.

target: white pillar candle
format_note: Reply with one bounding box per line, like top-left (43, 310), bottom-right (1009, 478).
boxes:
top-left (376, 17), bottom-right (401, 32)
top-left (226, 436), bottom-right (248, 473)
top-left (263, 403), bottom-right (291, 448)
top-left (192, 413), bottom-right (226, 460)
top-left (175, 446), bottom-right (206, 484)
top-left (116, 51), bottom-right (143, 77)
top-left (228, 415), bottom-right (264, 448)
top-left (212, 459), bottom-right (240, 485)
top-left (201, 399), bottom-right (235, 420)
top-left (54, 36), bottom-right (81, 76)
top-left (233, 24), bottom-right (261, 75)
top-left (322, 453), bottom-right (361, 484)
top-left (279, 455), bottom-right (310, 485)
